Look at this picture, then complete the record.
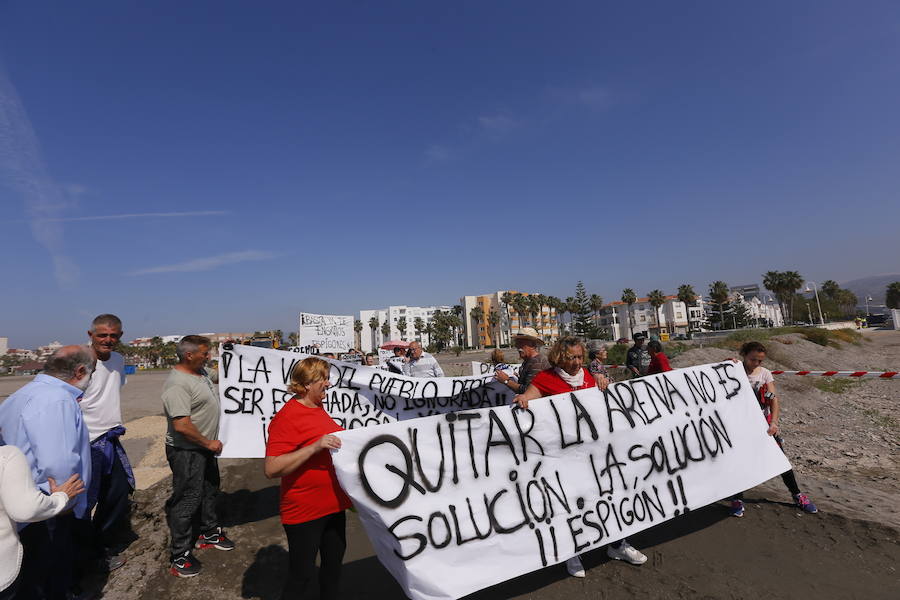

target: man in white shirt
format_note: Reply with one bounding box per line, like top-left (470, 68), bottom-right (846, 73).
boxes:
top-left (403, 341), bottom-right (444, 378)
top-left (79, 314), bottom-right (134, 571)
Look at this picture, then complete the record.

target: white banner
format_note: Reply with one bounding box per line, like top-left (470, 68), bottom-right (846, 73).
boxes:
top-left (217, 345), bottom-right (515, 458)
top-left (298, 312), bottom-right (354, 352)
top-left (331, 361), bottom-right (792, 600)
top-left (471, 361), bottom-right (520, 379)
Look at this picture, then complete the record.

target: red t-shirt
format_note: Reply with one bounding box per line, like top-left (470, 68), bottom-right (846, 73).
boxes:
top-left (648, 353), bottom-right (672, 375)
top-left (265, 398), bottom-right (352, 524)
top-left (530, 368), bottom-right (595, 396)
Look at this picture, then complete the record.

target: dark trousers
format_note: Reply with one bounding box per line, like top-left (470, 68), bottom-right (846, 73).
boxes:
top-left (282, 512), bottom-right (346, 600)
top-left (75, 450), bottom-right (133, 560)
top-left (18, 514), bottom-right (76, 600)
top-left (165, 445), bottom-right (220, 556)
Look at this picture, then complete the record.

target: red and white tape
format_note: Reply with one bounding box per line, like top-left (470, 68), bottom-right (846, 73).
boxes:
top-left (769, 370), bottom-right (899, 379)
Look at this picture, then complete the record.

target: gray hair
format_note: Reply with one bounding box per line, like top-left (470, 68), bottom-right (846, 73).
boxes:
top-left (44, 346), bottom-right (96, 379)
top-left (176, 335), bottom-right (211, 361)
top-left (90, 313), bottom-right (122, 331)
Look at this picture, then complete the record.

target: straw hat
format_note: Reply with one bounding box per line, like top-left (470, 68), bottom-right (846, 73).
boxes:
top-left (512, 327), bottom-right (545, 345)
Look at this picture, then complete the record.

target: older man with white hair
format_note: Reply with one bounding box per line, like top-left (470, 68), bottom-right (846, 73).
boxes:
top-left (402, 341), bottom-right (444, 378)
top-left (0, 345), bottom-right (96, 599)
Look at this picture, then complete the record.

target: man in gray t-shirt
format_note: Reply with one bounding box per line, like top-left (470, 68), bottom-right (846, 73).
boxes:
top-left (162, 336), bottom-right (234, 577)
top-left (162, 368), bottom-right (220, 448)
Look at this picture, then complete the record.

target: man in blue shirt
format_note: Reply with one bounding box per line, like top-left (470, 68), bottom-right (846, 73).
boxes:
top-left (0, 345), bottom-right (95, 600)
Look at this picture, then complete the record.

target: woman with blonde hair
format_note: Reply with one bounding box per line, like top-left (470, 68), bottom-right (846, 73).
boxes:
top-left (264, 357), bottom-right (351, 600)
top-left (513, 337), bottom-right (647, 578)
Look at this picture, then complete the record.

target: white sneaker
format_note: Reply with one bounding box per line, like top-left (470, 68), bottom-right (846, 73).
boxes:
top-left (565, 555), bottom-right (586, 578)
top-left (607, 541), bottom-right (647, 565)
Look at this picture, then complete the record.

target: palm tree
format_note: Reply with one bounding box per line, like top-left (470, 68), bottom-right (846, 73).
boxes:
top-left (590, 294), bottom-right (604, 318)
top-left (821, 280), bottom-right (840, 302)
top-left (621, 289), bottom-right (637, 340)
top-left (512, 295), bottom-right (530, 329)
top-left (380, 320), bottom-right (391, 341)
top-left (368, 316), bottom-right (379, 350)
top-left (677, 284), bottom-right (697, 335)
top-left (647, 290), bottom-right (666, 336)
top-left (354, 319), bottom-right (363, 348)
top-left (589, 294), bottom-right (604, 335)
top-left (524, 295), bottom-right (540, 336)
top-left (763, 271), bottom-right (786, 325)
top-left (414, 317), bottom-right (424, 341)
top-left (887, 282), bottom-right (900, 310)
top-left (783, 271), bottom-right (804, 323)
top-left (547, 296), bottom-right (564, 338)
top-left (397, 317), bottom-right (407, 341)
top-left (708, 281), bottom-right (730, 330)
top-left (488, 309), bottom-right (500, 348)
top-left (501, 291), bottom-right (516, 343)
top-left (469, 305), bottom-right (485, 349)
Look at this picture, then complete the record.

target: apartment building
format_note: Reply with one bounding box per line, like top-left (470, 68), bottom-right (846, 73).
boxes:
top-left (460, 291), bottom-right (559, 348)
top-left (597, 296), bottom-right (704, 339)
top-left (359, 305), bottom-right (451, 352)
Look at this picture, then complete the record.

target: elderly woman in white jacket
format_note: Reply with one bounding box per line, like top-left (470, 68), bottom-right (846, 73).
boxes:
top-left (1, 445), bottom-right (85, 599)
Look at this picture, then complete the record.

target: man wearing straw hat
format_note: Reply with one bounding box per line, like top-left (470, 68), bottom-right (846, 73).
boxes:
top-left (494, 327), bottom-right (550, 393)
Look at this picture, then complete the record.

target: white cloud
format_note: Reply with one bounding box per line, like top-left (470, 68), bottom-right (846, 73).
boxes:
top-left (549, 85), bottom-right (614, 110)
top-left (424, 143), bottom-right (451, 162)
top-left (39, 210), bottom-right (230, 223)
top-left (0, 66), bottom-right (79, 287)
top-left (477, 113), bottom-right (518, 135)
top-left (129, 250), bottom-right (277, 275)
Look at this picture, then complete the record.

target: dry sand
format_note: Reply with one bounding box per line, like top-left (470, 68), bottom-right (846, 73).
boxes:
top-left (3, 330), bottom-right (898, 599)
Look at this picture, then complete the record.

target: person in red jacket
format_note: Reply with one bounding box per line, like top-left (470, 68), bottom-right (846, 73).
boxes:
top-left (514, 337), bottom-right (647, 578)
top-left (265, 357), bottom-right (351, 600)
top-left (646, 340), bottom-right (672, 374)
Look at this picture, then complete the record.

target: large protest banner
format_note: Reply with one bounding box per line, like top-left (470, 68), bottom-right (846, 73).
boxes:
top-left (217, 344), bottom-right (515, 458)
top-left (331, 361), bottom-right (792, 600)
top-left (298, 312), bottom-right (354, 352)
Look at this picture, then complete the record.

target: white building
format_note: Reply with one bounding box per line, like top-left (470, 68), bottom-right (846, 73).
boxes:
top-left (0, 337), bottom-right (7, 356)
top-left (728, 286), bottom-right (784, 328)
top-left (36, 341), bottom-right (63, 360)
top-left (359, 305), bottom-right (452, 352)
top-left (597, 296), bottom-right (705, 339)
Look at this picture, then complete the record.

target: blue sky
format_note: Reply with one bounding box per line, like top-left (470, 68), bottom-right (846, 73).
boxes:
top-left (2, 1), bottom-right (899, 348)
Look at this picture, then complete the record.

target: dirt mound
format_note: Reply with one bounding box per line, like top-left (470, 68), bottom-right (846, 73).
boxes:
top-left (88, 458), bottom-right (899, 600)
top-left (83, 332), bottom-right (900, 599)
top-left (671, 334), bottom-right (900, 531)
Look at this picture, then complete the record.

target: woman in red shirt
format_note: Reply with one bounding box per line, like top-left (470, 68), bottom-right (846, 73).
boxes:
top-left (647, 340), bottom-right (672, 374)
top-left (513, 337), bottom-right (648, 578)
top-left (265, 357), bottom-right (351, 600)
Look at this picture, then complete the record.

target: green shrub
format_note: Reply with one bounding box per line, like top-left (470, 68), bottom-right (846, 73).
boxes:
top-left (607, 343), bottom-right (628, 365)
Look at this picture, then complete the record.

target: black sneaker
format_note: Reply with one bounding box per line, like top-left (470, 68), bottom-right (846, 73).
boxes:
top-left (195, 527), bottom-right (235, 551)
top-left (170, 551), bottom-right (201, 578)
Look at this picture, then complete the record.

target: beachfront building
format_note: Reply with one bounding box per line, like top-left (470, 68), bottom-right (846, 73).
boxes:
top-left (729, 285), bottom-right (785, 327)
top-left (358, 305), bottom-right (452, 353)
top-left (460, 290), bottom-right (559, 348)
top-left (35, 340), bottom-right (63, 361)
top-left (597, 296), bottom-right (705, 340)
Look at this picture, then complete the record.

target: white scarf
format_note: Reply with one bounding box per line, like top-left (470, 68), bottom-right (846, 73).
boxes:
top-left (554, 366), bottom-right (585, 389)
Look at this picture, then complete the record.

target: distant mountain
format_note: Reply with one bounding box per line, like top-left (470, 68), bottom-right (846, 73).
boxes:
top-left (840, 274), bottom-right (900, 310)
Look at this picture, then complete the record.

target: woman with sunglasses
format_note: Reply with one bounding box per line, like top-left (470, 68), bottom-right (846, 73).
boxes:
top-left (513, 337), bottom-right (647, 578)
top-left (265, 357), bottom-right (351, 600)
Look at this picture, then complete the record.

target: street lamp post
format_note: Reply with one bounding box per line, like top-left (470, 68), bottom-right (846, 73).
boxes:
top-left (865, 295), bottom-right (873, 316)
top-left (804, 282), bottom-right (825, 326)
